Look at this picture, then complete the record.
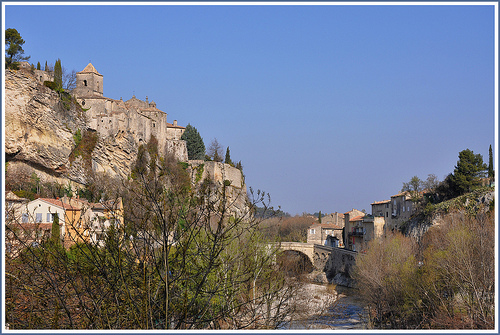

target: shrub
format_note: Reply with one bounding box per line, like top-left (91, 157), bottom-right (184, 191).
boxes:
top-left (43, 81), bottom-right (57, 90)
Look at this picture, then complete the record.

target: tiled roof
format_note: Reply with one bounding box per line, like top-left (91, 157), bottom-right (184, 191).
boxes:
top-left (349, 215), bottom-right (364, 222)
top-left (166, 122), bottom-right (186, 129)
top-left (78, 63), bottom-right (102, 76)
top-left (38, 198), bottom-right (80, 211)
top-left (371, 200), bottom-right (391, 205)
top-left (391, 191), bottom-right (411, 198)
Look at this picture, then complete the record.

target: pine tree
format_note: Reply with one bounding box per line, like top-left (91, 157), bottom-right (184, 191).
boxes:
top-left (5, 28), bottom-right (30, 69)
top-left (180, 124), bottom-right (206, 160)
top-left (488, 144), bottom-right (494, 182)
top-left (54, 59), bottom-right (63, 89)
top-left (451, 149), bottom-right (487, 194)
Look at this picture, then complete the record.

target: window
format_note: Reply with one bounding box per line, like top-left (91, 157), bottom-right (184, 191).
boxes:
top-left (310, 229), bottom-right (316, 235)
top-left (84, 80), bottom-right (87, 86)
top-left (403, 206), bottom-right (405, 212)
top-left (22, 213), bottom-right (29, 223)
top-left (36, 213), bottom-right (42, 223)
top-left (47, 213), bottom-right (53, 222)
top-left (407, 206), bottom-right (410, 212)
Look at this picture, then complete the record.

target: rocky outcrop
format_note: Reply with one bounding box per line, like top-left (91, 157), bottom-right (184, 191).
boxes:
top-left (91, 130), bottom-right (138, 178)
top-left (5, 69), bottom-right (87, 183)
top-left (403, 187), bottom-right (495, 240)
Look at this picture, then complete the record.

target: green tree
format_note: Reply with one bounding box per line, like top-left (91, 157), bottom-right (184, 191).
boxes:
top-left (488, 144), bottom-right (494, 182)
top-left (44, 61), bottom-right (48, 72)
top-left (50, 213), bottom-right (61, 247)
top-left (54, 59), bottom-right (63, 90)
top-left (450, 149), bottom-right (487, 195)
top-left (5, 28), bottom-right (30, 69)
top-left (224, 147), bottom-right (233, 166)
top-left (36, 61), bottom-right (41, 70)
top-left (180, 124), bottom-right (205, 160)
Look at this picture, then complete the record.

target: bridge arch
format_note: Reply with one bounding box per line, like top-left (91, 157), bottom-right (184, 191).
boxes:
top-left (277, 250), bottom-right (314, 275)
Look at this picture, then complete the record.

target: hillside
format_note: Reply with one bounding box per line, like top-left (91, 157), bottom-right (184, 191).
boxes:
top-left (402, 186), bottom-right (495, 239)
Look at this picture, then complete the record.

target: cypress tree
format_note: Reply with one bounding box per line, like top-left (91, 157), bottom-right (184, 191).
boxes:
top-left (36, 61), bottom-right (40, 70)
top-left (50, 213), bottom-right (61, 247)
top-left (488, 144), bottom-right (494, 181)
top-left (44, 61), bottom-right (48, 72)
top-left (181, 124), bottom-right (206, 160)
top-left (225, 147), bottom-right (233, 166)
top-left (54, 59), bottom-right (62, 89)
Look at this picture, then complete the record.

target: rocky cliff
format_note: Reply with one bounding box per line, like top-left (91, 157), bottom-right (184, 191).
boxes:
top-left (5, 69), bottom-right (142, 186)
top-left (402, 187), bottom-right (495, 240)
top-left (5, 68), bottom-right (249, 214)
top-left (5, 69), bottom-right (88, 184)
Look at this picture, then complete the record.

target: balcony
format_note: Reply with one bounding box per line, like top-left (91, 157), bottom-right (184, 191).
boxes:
top-left (348, 231), bottom-right (364, 237)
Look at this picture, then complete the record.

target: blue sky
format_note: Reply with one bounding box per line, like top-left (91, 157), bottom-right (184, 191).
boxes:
top-left (4, 3), bottom-right (496, 215)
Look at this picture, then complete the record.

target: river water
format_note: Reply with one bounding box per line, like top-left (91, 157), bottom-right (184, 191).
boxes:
top-left (283, 284), bottom-right (369, 330)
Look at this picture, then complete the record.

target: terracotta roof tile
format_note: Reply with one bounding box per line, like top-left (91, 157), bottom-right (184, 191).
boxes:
top-left (371, 200), bottom-right (391, 205)
top-left (39, 198), bottom-right (80, 211)
top-left (349, 215), bottom-right (364, 222)
top-left (166, 122), bottom-right (186, 129)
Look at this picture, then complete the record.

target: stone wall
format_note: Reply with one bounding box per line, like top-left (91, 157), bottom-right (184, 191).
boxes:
top-left (323, 247), bottom-right (357, 287)
top-left (188, 161), bottom-right (248, 217)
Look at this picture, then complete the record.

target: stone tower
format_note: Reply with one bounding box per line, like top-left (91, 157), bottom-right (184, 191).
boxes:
top-left (74, 63), bottom-right (103, 97)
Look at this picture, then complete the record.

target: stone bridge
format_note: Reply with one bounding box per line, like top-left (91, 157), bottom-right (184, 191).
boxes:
top-left (275, 242), bottom-right (358, 286)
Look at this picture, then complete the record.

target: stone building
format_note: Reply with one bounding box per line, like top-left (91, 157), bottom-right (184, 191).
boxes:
top-left (371, 199), bottom-right (391, 219)
top-left (370, 191), bottom-right (417, 233)
top-left (18, 61), bottom-right (54, 83)
top-left (307, 223), bottom-right (344, 248)
top-left (345, 214), bottom-right (385, 252)
top-left (72, 63), bottom-right (187, 161)
top-left (342, 209), bottom-right (365, 250)
top-left (318, 212), bottom-right (345, 226)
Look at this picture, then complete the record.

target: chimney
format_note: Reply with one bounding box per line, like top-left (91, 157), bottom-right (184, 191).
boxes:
top-left (146, 96), bottom-right (149, 104)
top-left (173, 120), bottom-right (178, 127)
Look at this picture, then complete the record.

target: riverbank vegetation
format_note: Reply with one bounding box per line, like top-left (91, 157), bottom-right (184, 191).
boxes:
top-left (354, 148), bottom-right (495, 330)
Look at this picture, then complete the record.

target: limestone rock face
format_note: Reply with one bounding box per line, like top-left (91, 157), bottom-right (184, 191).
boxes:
top-left (91, 130), bottom-right (138, 178)
top-left (5, 69), bottom-right (87, 181)
top-left (5, 69), bottom-right (188, 186)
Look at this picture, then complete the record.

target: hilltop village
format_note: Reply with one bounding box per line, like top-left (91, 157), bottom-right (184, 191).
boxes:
top-left (5, 62), bottom-right (248, 250)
